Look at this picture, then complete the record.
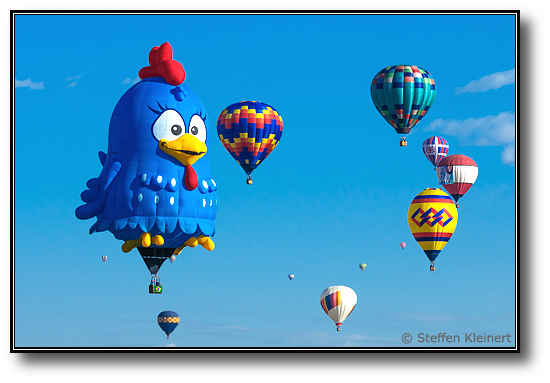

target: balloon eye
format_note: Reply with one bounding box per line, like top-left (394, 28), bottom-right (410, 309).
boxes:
top-left (171, 125), bottom-right (182, 136)
top-left (152, 109), bottom-right (186, 142)
top-left (188, 114), bottom-right (206, 143)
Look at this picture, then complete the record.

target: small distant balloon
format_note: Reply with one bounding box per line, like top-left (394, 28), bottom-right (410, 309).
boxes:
top-left (101, 255), bottom-right (107, 263)
top-left (157, 311), bottom-right (180, 339)
top-left (169, 255), bottom-right (176, 263)
top-left (400, 242), bottom-right (406, 249)
top-left (320, 285), bottom-right (357, 331)
top-left (359, 263), bottom-right (367, 272)
top-left (288, 274), bottom-right (294, 280)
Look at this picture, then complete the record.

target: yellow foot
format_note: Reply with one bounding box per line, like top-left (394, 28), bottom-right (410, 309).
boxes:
top-left (173, 236), bottom-right (214, 254)
top-left (173, 237), bottom-right (198, 255)
top-left (121, 233), bottom-right (164, 253)
top-left (197, 235), bottom-right (215, 251)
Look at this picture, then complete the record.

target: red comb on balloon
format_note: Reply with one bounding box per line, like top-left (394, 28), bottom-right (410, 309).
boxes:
top-left (138, 42), bottom-right (186, 86)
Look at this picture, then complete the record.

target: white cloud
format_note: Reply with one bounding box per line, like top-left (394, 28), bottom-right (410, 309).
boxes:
top-left (164, 343), bottom-right (177, 347)
top-left (66, 74), bottom-right (83, 81)
top-left (65, 74), bottom-right (83, 88)
top-left (423, 111), bottom-right (516, 165)
top-left (455, 68), bottom-right (515, 94)
top-left (15, 78), bottom-right (45, 90)
top-left (501, 144), bottom-right (516, 165)
top-left (122, 77), bottom-right (140, 85)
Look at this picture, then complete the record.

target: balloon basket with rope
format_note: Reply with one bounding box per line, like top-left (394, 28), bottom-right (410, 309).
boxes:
top-left (399, 137), bottom-right (407, 146)
top-left (336, 323), bottom-right (342, 331)
top-left (430, 261), bottom-right (435, 272)
top-left (246, 175), bottom-right (253, 185)
top-left (149, 274), bottom-right (163, 294)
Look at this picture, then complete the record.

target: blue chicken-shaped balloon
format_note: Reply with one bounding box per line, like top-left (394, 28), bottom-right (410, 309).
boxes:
top-left (75, 43), bottom-right (217, 276)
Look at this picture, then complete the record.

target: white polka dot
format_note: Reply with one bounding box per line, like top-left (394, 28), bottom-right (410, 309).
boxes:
top-left (202, 199), bottom-right (206, 207)
top-left (211, 180), bottom-right (216, 187)
top-left (155, 195), bottom-right (159, 204)
top-left (170, 196), bottom-right (175, 205)
top-left (138, 193), bottom-right (143, 202)
top-left (202, 180), bottom-right (208, 189)
top-left (171, 178), bottom-right (176, 187)
top-left (210, 199), bottom-right (212, 206)
top-left (157, 175), bottom-right (163, 183)
top-left (141, 174), bottom-right (147, 182)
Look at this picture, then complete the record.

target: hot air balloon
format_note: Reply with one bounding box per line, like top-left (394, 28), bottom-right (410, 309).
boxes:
top-left (75, 43), bottom-right (218, 293)
top-left (101, 255), bottom-right (107, 263)
top-left (436, 154), bottom-right (478, 207)
top-left (407, 188), bottom-right (458, 271)
top-left (371, 65), bottom-right (436, 146)
top-left (423, 136), bottom-right (449, 168)
top-left (288, 274), bottom-right (294, 280)
top-left (358, 263), bottom-right (367, 272)
top-left (320, 285), bottom-right (357, 331)
top-left (400, 242), bottom-right (406, 249)
top-left (157, 310), bottom-right (180, 339)
top-left (217, 101), bottom-right (283, 184)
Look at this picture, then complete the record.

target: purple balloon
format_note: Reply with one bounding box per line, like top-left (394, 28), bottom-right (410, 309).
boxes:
top-left (400, 242), bottom-right (406, 249)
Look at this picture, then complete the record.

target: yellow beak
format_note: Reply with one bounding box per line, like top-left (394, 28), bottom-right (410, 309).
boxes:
top-left (159, 135), bottom-right (207, 166)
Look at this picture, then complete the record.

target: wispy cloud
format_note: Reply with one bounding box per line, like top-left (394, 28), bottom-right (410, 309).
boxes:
top-left (122, 77), bottom-right (140, 85)
top-left (65, 74), bottom-right (84, 88)
top-left (455, 68), bottom-right (515, 95)
top-left (15, 78), bottom-right (45, 90)
top-left (422, 111), bottom-right (516, 165)
top-left (165, 343), bottom-right (177, 347)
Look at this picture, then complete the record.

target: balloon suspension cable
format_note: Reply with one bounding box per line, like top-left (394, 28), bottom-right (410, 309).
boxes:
top-left (150, 273), bottom-right (161, 284)
top-left (246, 175), bottom-right (253, 185)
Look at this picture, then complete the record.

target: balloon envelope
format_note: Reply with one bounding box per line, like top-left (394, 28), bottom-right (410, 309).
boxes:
top-left (400, 242), bottom-right (406, 249)
top-left (407, 188), bottom-right (458, 264)
top-left (423, 136), bottom-right (449, 167)
top-left (359, 263), bottom-right (367, 272)
top-left (436, 154), bottom-right (478, 205)
top-left (217, 100), bottom-right (283, 178)
top-left (320, 285), bottom-right (357, 331)
top-left (101, 255), bottom-right (107, 263)
top-left (371, 65), bottom-right (436, 139)
top-left (288, 274), bottom-right (294, 280)
top-left (157, 310), bottom-right (180, 339)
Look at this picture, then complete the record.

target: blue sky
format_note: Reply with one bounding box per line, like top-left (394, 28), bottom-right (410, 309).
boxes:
top-left (13, 13), bottom-right (516, 349)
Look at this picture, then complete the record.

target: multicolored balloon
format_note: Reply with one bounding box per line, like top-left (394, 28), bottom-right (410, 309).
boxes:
top-left (358, 263), bottom-right (367, 272)
top-left (320, 285), bottom-right (357, 331)
top-left (101, 255), bottom-right (107, 263)
top-left (217, 101), bottom-right (283, 184)
top-left (407, 188), bottom-right (458, 271)
top-left (400, 242), bottom-right (406, 249)
top-left (288, 274), bottom-right (294, 280)
top-left (423, 136), bottom-right (449, 168)
top-left (436, 154), bottom-right (478, 207)
top-left (157, 310), bottom-right (180, 339)
top-left (371, 65), bottom-right (436, 146)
